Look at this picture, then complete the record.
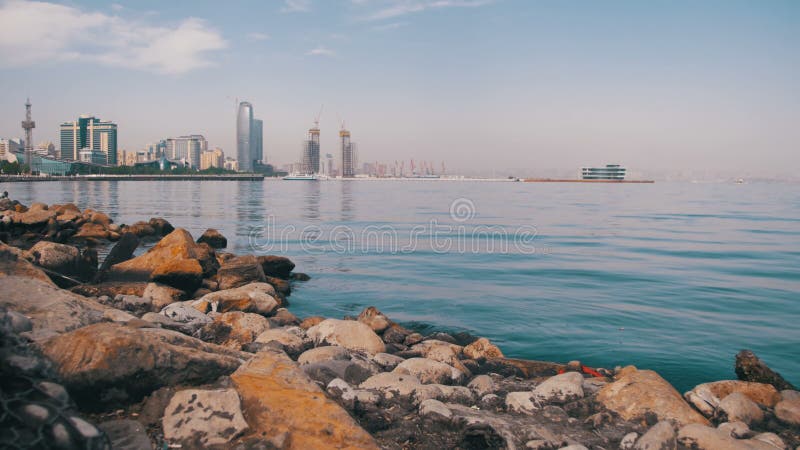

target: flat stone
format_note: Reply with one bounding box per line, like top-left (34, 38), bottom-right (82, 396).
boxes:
top-left (162, 388), bottom-right (248, 447)
top-left (160, 300), bottom-right (212, 324)
top-left (196, 282), bottom-right (279, 315)
top-left (775, 397), bottom-right (800, 426)
top-left (718, 392), bottom-right (764, 425)
top-left (393, 357), bottom-right (465, 385)
top-left (677, 424), bottom-right (752, 450)
top-left (0, 242), bottom-right (55, 286)
top-left (419, 399), bottom-right (452, 421)
top-left (298, 346), bottom-right (351, 365)
top-left (231, 349), bottom-right (378, 449)
top-left (506, 391), bottom-right (538, 414)
top-left (97, 419), bottom-right (152, 450)
top-left (255, 327), bottom-right (308, 357)
top-left (360, 372), bottom-right (423, 401)
top-left (217, 255), bottom-right (266, 290)
top-left (371, 352), bottom-right (405, 370)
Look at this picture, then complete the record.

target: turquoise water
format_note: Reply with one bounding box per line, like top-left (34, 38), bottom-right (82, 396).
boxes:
top-left (4, 179), bottom-right (799, 392)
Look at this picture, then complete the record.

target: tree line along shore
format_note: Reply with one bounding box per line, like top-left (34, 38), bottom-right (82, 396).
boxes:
top-left (0, 196), bottom-right (798, 450)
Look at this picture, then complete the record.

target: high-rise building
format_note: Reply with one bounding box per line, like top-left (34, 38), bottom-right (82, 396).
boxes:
top-left (237, 101), bottom-right (254, 172)
top-left (60, 115), bottom-right (118, 164)
top-left (166, 135), bottom-right (207, 168)
top-left (0, 138), bottom-right (22, 161)
top-left (253, 119), bottom-right (263, 165)
top-left (200, 148), bottom-right (225, 170)
top-left (22, 99), bottom-right (35, 173)
top-left (147, 140), bottom-right (167, 159)
top-left (340, 125), bottom-right (356, 178)
top-left (302, 124), bottom-right (320, 174)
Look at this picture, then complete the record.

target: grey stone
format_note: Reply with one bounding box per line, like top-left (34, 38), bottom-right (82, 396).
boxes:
top-left (98, 419), bottom-right (152, 450)
top-left (162, 388), bottom-right (248, 447)
top-left (5, 310), bottom-right (33, 333)
top-left (371, 352), bottom-right (405, 370)
top-left (159, 300), bottom-right (211, 324)
top-left (776, 397), bottom-right (800, 426)
top-left (506, 391), bottom-right (538, 414)
top-left (468, 374), bottom-right (496, 397)
top-left (718, 392), bottom-right (764, 425)
top-left (419, 399), bottom-right (452, 421)
top-left (633, 421), bottom-right (676, 450)
top-left (297, 346), bottom-right (351, 365)
top-left (392, 357), bottom-right (465, 385)
top-left (532, 372), bottom-right (584, 404)
top-left (620, 432), bottom-right (638, 450)
top-left (717, 421), bottom-right (751, 439)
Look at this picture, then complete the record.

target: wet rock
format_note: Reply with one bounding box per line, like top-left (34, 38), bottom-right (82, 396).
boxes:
top-left (382, 323), bottom-right (412, 344)
top-left (533, 372), bottom-right (584, 404)
top-left (142, 282), bottom-right (186, 310)
top-left (162, 388), bottom-right (248, 447)
top-left (271, 308), bottom-right (300, 327)
top-left (264, 275), bottom-right (291, 296)
top-left (231, 348), bottom-right (378, 449)
top-left (150, 258), bottom-right (203, 293)
top-left (411, 340), bottom-right (470, 376)
top-left (291, 272), bottom-right (310, 281)
top-left (307, 318), bottom-right (386, 355)
top-left (148, 217), bottom-right (174, 236)
top-left (775, 397), bottom-right (800, 426)
top-left (96, 232), bottom-right (139, 279)
top-left (0, 241), bottom-right (55, 286)
top-left (463, 337), bottom-right (504, 360)
top-left (393, 357), bottom-right (466, 385)
top-left (717, 421), bottom-right (751, 439)
top-left (197, 282), bottom-right (279, 315)
top-left (257, 255), bottom-right (295, 279)
top-left (468, 375), bottom-right (497, 398)
top-left (735, 350), bottom-right (796, 391)
top-left (27, 241), bottom-right (91, 279)
top-left (73, 222), bottom-right (109, 239)
top-left (254, 327), bottom-right (308, 357)
top-left (298, 346), bottom-right (351, 365)
top-left (596, 366), bottom-right (709, 426)
top-left (40, 322), bottom-right (247, 407)
top-left (217, 255), bottom-right (266, 290)
top-left (718, 392), bottom-right (764, 425)
top-left (371, 352), bottom-right (405, 371)
top-left (97, 419), bottom-right (152, 450)
top-left (357, 306), bottom-right (391, 333)
top-left (633, 421), bottom-right (676, 450)
top-left (196, 228), bottom-right (227, 249)
top-left (506, 392), bottom-right (538, 414)
top-left (420, 399), bottom-right (452, 421)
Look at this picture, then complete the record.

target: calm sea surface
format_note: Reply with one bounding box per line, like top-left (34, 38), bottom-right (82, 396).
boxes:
top-left (4, 179), bottom-right (799, 392)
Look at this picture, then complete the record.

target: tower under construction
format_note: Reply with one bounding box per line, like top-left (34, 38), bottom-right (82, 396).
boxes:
top-left (301, 107), bottom-right (322, 174)
top-left (340, 123), bottom-right (356, 178)
top-left (21, 98), bottom-right (35, 174)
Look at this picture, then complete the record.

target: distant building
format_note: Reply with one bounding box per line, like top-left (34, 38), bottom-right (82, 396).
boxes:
top-left (34, 141), bottom-right (55, 158)
top-left (224, 157), bottom-right (239, 172)
top-left (302, 125), bottom-right (320, 174)
top-left (200, 148), bottom-right (225, 170)
top-left (0, 138), bottom-right (23, 161)
top-left (166, 135), bottom-right (207, 168)
top-left (237, 101), bottom-right (255, 172)
top-left (60, 116), bottom-right (117, 164)
top-left (340, 127), bottom-right (356, 177)
top-left (253, 119), bottom-right (263, 165)
top-left (147, 140), bottom-right (167, 159)
top-left (79, 148), bottom-right (107, 165)
top-left (581, 164), bottom-right (626, 180)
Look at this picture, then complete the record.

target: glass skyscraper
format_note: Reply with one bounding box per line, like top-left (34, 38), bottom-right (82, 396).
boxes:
top-left (237, 102), bottom-right (254, 172)
top-left (59, 116), bottom-right (117, 165)
top-left (253, 119), bottom-right (263, 165)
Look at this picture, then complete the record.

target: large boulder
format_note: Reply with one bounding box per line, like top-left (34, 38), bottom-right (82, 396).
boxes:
top-left (684, 380), bottom-right (781, 417)
top-left (0, 276), bottom-right (134, 340)
top-left (463, 337), bottom-right (504, 360)
top-left (298, 346), bottom-right (351, 365)
top-left (108, 229), bottom-right (214, 281)
top-left (196, 282), bottom-right (279, 315)
top-left (216, 255), bottom-right (267, 290)
top-left (411, 340), bottom-right (471, 376)
top-left (73, 222), bottom-right (110, 240)
top-left (149, 258), bottom-right (203, 293)
top-left (735, 350), bottom-right (795, 391)
top-left (162, 388), bottom-right (248, 447)
top-left (775, 397), bottom-right (800, 426)
top-left (40, 322), bottom-right (248, 407)
top-left (357, 306), bottom-right (391, 333)
top-left (717, 392), bottom-right (763, 425)
top-left (307, 319), bottom-right (386, 355)
top-left (0, 242), bottom-right (54, 286)
top-left (257, 255), bottom-right (295, 279)
top-left (230, 349), bottom-right (378, 449)
top-left (204, 311), bottom-right (271, 349)
top-left (633, 421), bottom-right (676, 450)
top-left (596, 366), bottom-right (709, 426)
top-left (254, 327), bottom-right (309, 357)
top-left (142, 282), bottom-right (186, 310)
top-left (196, 228), bottom-right (227, 249)
top-left (27, 241), bottom-right (87, 277)
top-left (676, 424), bottom-right (758, 450)
top-left (13, 208), bottom-right (56, 226)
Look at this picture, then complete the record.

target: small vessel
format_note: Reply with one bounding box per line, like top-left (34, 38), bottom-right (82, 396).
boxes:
top-left (283, 173), bottom-right (318, 181)
top-left (735, 178), bottom-right (745, 184)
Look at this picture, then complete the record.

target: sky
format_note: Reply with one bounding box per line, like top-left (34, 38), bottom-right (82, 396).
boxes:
top-left (0, 0), bottom-right (798, 178)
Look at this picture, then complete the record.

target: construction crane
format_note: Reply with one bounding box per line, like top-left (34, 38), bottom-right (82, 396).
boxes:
top-left (314, 104), bottom-right (324, 129)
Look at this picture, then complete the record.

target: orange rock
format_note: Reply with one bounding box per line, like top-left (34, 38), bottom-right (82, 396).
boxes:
top-left (597, 366), bottom-right (709, 426)
top-left (463, 337), bottom-right (504, 360)
top-left (0, 242), bottom-right (55, 286)
top-left (109, 228), bottom-right (213, 280)
top-left (299, 316), bottom-right (325, 330)
top-left (231, 350), bottom-right (378, 450)
top-left (695, 380), bottom-right (782, 407)
top-left (73, 222), bottom-right (109, 239)
top-left (150, 258), bottom-right (203, 293)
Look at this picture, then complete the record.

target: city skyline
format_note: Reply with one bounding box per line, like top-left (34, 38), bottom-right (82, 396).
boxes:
top-left (1, 0), bottom-right (798, 178)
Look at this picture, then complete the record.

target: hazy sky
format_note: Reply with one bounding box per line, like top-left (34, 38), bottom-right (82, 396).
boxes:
top-left (0, 0), bottom-right (798, 177)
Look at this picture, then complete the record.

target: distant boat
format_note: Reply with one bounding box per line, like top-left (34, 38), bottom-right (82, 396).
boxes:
top-left (735, 178), bottom-right (745, 184)
top-left (283, 173), bottom-right (318, 181)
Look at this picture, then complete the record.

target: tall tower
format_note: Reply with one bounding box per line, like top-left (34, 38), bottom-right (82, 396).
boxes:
top-left (21, 98), bottom-right (35, 173)
top-left (340, 123), bottom-right (355, 178)
top-left (253, 119), bottom-right (264, 165)
top-left (236, 101), bottom-right (254, 172)
top-left (302, 122), bottom-right (321, 174)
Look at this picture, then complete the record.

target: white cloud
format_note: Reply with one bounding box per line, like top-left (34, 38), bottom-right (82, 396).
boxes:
top-left (248, 32), bottom-right (271, 41)
top-left (371, 21), bottom-right (408, 31)
top-left (282, 0), bottom-right (311, 13)
top-left (0, 0), bottom-right (227, 75)
top-left (359, 0), bottom-right (495, 21)
top-left (306, 46), bottom-right (335, 57)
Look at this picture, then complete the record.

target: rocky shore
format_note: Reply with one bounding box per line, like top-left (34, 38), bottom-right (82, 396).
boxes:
top-left (0, 197), bottom-right (798, 450)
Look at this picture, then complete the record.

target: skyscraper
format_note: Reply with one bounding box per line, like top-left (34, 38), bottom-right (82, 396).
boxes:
top-left (253, 119), bottom-right (263, 165)
top-left (302, 124), bottom-right (320, 174)
top-left (60, 115), bottom-right (117, 164)
top-left (166, 135), bottom-right (207, 168)
top-left (21, 99), bottom-right (35, 173)
top-left (236, 101), bottom-right (254, 172)
top-left (340, 125), bottom-right (356, 178)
